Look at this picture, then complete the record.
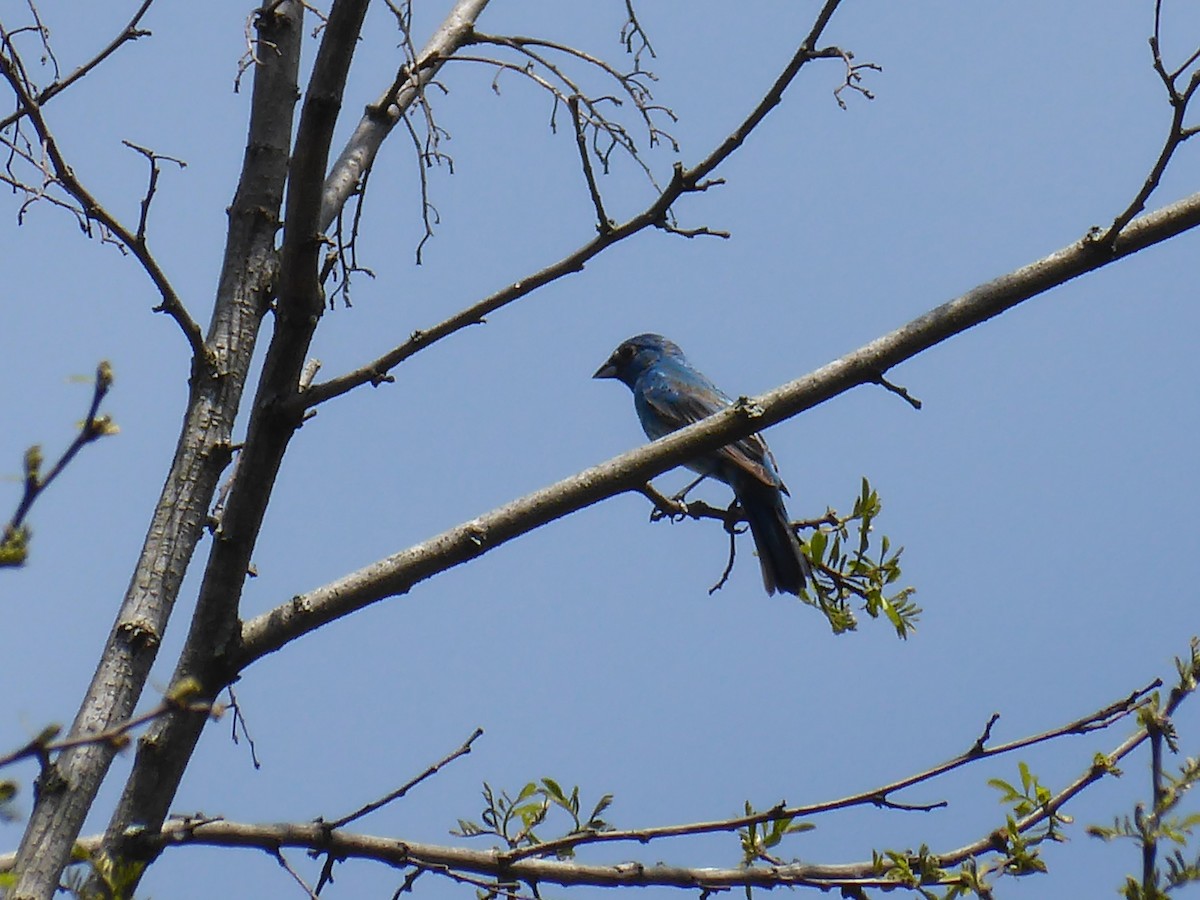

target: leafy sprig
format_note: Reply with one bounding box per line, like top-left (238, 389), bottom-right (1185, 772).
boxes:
top-left (800, 477), bottom-right (919, 637)
top-left (452, 778), bottom-right (613, 858)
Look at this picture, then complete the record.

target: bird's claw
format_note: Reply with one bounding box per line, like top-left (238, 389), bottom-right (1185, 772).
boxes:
top-left (650, 498), bottom-right (689, 522)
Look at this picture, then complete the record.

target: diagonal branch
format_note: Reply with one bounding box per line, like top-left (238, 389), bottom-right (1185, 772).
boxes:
top-left (19, 668), bottom-right (1179, 895)
top-left (0, 30), bottom-right (204, 356)
top-left (0, 687), bottom-right (218, 773)
top-left (504, 680), bottom-right (1159, 862)
top-left (933, 654), bottom-right (1200, 873)
top-left (326, 727), bottom-right (484, 830)
top-left (243, 190), bottom-right (1200, 665)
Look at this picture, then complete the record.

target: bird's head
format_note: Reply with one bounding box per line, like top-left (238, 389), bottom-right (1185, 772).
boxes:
top-left (593, 333), bottom-right (682, 387)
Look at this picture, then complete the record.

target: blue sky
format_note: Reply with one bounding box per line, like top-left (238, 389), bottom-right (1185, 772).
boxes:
top-left (3, 1), bottom-right (1199, 897)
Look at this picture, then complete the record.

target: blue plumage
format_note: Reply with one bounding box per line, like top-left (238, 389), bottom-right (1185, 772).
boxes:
top-left (594, 333), bottom-right (810, 595)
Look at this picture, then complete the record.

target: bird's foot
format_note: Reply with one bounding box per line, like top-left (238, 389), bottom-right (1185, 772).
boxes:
top-left (641, 483), bottom-right (690, 522)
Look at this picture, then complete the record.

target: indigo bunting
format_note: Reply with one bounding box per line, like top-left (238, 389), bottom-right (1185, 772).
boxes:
top-left (594, 333), bottom-right (810, 595)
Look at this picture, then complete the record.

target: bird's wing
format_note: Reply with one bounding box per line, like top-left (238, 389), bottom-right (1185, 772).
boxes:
top-left (639, 365), bottom-right (782, 491)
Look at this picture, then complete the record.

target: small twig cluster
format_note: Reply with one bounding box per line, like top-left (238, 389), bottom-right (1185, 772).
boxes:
top-left (0, 14), bottom-right (203, 354)
top-left (1089, 639), bottom-right (1200, 898)
top-left (0, 0), bottom-right (152, 133)
top-left (1, 362), bottom-right (117, 568)
top-left (462, 29), bottom-right (679, 175)
top-left (619, 0), bottom-right (656, 71)
top-left (1095, 0), bottom-right (1200, 246)
top-left (832, 48), bottom-right (883, 109)
top-left (325, 1), bottom-right (684, 279)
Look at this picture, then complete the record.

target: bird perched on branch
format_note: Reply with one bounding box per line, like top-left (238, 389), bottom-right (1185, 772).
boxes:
top-left (593, 333), bottom-right (810, 595)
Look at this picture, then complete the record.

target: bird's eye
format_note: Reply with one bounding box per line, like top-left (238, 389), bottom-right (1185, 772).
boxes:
top-left (617, 344), bottom-right (635, 361)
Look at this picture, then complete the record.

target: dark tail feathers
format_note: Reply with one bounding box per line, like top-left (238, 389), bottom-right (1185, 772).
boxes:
top-left (737, 481), bottom-right (810, 596)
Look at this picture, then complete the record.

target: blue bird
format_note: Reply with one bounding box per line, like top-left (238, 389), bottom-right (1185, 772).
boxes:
top-left (594, 333), bottom-right (810, 596)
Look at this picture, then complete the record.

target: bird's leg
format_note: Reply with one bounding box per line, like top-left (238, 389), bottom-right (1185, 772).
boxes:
top-left (722, 499), bottom-right (748, 535)
top-left (647, 474), bottom-right (708, 521)
top-left (645, 475), bottom-right (711, 521)
top-left (672, 474), bottom-right (707, 504)
top-left (641, 483), bottom-right (689, 521)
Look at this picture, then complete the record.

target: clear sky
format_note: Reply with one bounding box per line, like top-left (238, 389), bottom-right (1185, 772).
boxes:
top-left (2, 1), bottom-right (1199, 898)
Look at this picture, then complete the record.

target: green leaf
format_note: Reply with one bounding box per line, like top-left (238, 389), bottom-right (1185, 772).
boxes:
top-left (589, 793), bottom-right (614, 823)
top-left (808, 530), bottom-right (827, 562)
top-left (542, 778), bottom-right (566, 805)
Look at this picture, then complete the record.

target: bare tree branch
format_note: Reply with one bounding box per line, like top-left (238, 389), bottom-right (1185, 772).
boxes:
top-left (1098, 0), bottom-right (1200, 245)
top-left (0, 27), bottom-right (203, 356)
top-left (619, 0), bottom-right (656, 70)
top-left (121, 140), bottom-right (186, 245)
top-left (319, 0), bottom-right (492, 230)
top-left (0, 685), bottom-right (219, 772)
top-left (312, 727), bottom-right (485, 892)
top-left (568, 93), bottom-right (611, 233)
top-left (0, 0), bottom-right (155, 132)
top-left (463, 29), bottom-right (678, 177)
top-left (325, 727), bottom-right (484, 830)
top-left (6, 4), bottom-right (305, 895)
top-left (242, 189), bottom-right (1200, 665)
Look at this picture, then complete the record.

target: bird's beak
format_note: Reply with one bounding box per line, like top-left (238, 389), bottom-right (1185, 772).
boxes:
top-left (593, 358), bottom-right (617, 379)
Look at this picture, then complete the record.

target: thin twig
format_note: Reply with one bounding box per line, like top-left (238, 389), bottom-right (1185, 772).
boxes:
top-left (21, 1), bottom-right (59, 75)
top-left (327, 727), bottom-right (484, 829)
top-left (225, 686), bottom-right (261, 770)
top-left (121, 140), bottom-right (186, 245)
top-left (968, 713), bottom-right (1002, 756)
top-left (619, 0), bottom-right (656, 70)
top-left (400, 110), bottom-right (441, 264)
top-left (272, 848), bottom-right (321, 900)
top-left (0, 691), bottom-right (219, 772)
top-left (831, 49), bottom-right (881, 109)
top-left (871, 372), bottom-right (922, 409)
top-left (707, 517), bottom-right (739, 595)
top-left (568, 94), bottom-right (611, 233)
top-left (469, 30), bottom-right (678, 155)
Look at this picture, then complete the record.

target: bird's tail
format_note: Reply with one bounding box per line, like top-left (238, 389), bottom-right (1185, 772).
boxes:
top-left (738, 481), bottom-right (810, 596)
